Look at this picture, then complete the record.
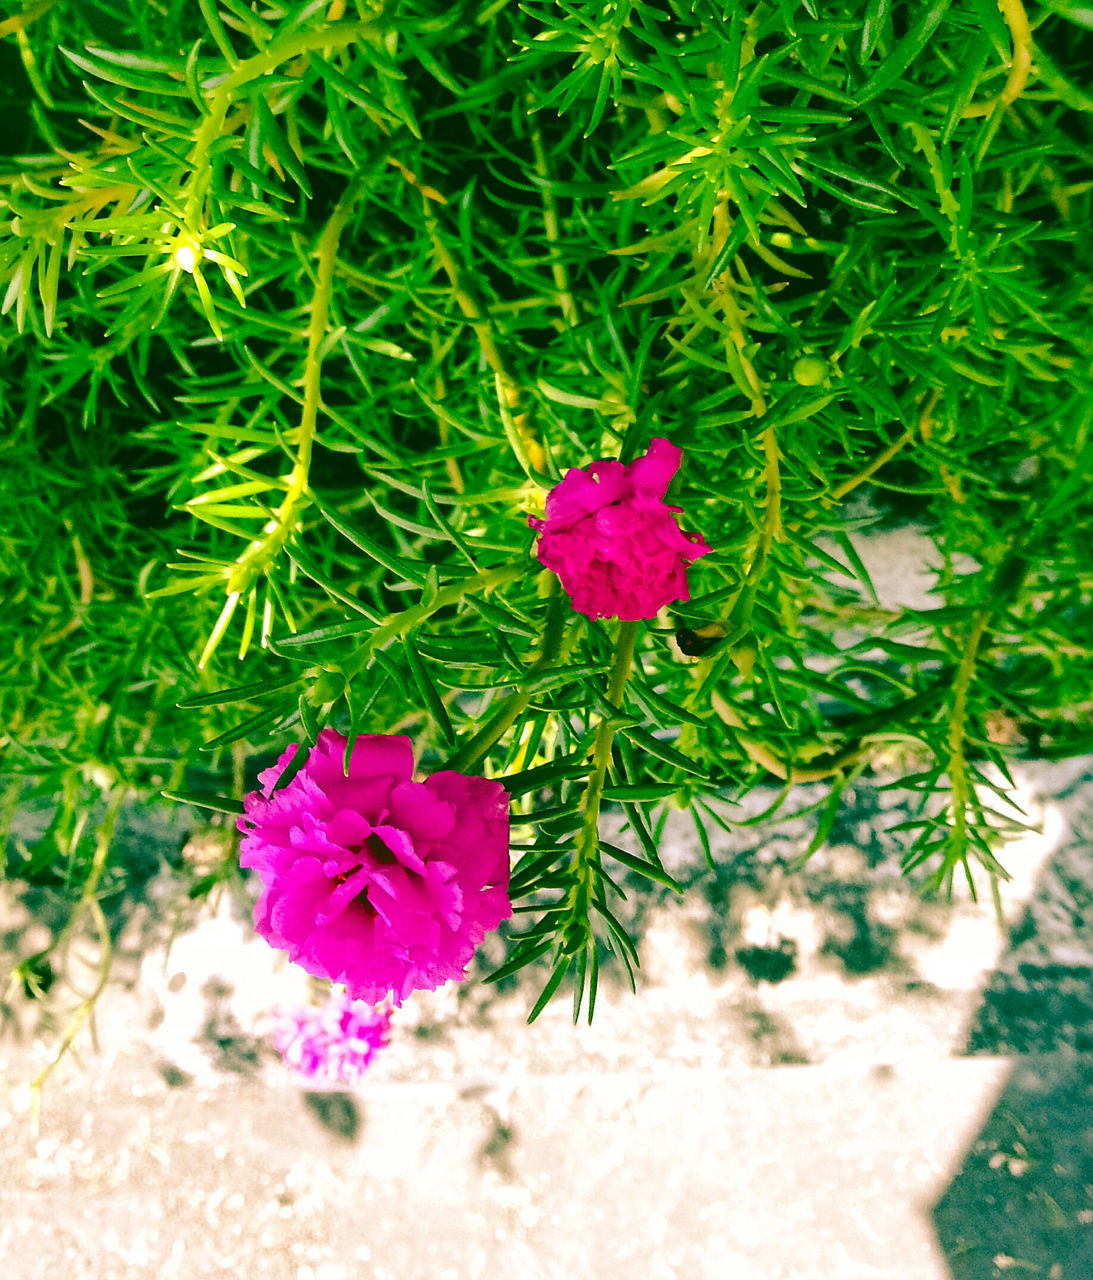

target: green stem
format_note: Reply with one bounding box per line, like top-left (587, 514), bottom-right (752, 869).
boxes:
top-left (749, 422), bottom-right (782, 585)
top-left (710, 422), bottom-right (783, 642)
top-left (443, 584), bottom-right (569, 774)
top-left (942, 608), bottom-right (989, 895)
top-left (208, 180), bottom-right (361, 664)
top-left (184, 22), bottom-right (377, 227)
top-left (574, 617), bottom-right (640, 867)
top-left (529, 111), bottom-right (579, 327)
top-left (344, 563), bottom-right (524, 686)
top-left (941, 544), bottom-right (1031, 893)
top-left (28, 788), bottom-right (126, 1112)
top-left (287, 177), bottom-right (363, 501)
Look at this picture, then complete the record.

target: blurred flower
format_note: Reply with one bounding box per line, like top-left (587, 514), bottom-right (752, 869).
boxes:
top-left (528, 437), bottom-right (710, 620)
top-left (270, 991), bottom-right (391, 1085)
top-left (238, 728), bottom-right (511, 1004)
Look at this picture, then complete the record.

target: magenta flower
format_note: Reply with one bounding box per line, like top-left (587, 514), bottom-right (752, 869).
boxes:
top-left (238, 728), bottom-right (511, 1005)
top-left (528, 437), bottom-right (711, 620)
top-left (270, 991), bottom-right (391, 1085)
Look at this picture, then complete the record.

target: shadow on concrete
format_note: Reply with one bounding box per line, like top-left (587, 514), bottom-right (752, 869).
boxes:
top-left (302, 1091), bottom-right (363, 1141)
top-left (931, 1055), bottom-right (1093, 1278)
top-left (932, 785), bottom-right (1093, 1277)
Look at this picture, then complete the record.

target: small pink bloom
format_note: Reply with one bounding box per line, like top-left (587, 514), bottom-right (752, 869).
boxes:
top-left (238, 729), bottom-right (511, 1004)
top-left (271, 991), bottom-right (391, 1085)
top-left (528, 437), bottom-right (710, 620)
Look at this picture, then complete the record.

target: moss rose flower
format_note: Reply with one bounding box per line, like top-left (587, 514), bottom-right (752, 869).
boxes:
top-left (238, 728), bottom-right (511, 1004)
top-left (528, 436), bottom-right (710, 620)
top-left (270, 991), bottom-right (391, 1085)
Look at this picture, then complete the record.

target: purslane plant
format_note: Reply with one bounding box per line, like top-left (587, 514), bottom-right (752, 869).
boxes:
top-left (1, 0), bottom-right (1092, 1035)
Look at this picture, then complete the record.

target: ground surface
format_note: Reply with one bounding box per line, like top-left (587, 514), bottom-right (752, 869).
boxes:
top-left (3, 748), bottom-right (1092, 1280)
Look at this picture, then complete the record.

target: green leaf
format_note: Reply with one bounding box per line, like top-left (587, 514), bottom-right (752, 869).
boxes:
top-left (596, 901), bottom-right (640, 971)
top-left (307, 53), bottom-right (406, 129)
top-left (485, 935), bottom-right (554, 985)
top-left (941, 31), bottom-right (994, 144)
top-left (766, 391), bottom-right (838, 428)
top-left (504, 747), bottom-right (595, 796)
top-left (297, 688), bottom-right (320, 746)
top-left (161, 790), bottom-right (245, 815)
top-left (421, 478), bottom-right (479, 569)
top-left (272, 617), bottom-right (379, 648)
top-left (537, 379), bottom-right (615, 411)
top-left (1032, 42), bottom-right (1093, 112)
top-left (252, 93), bottom-right (313, 198)
top-left (144, 574), bottom-right (224, 599)
top-left (403, 635), bottom-right (455, 745)
top-left (522, 662), bottom-right (611, 695)
top-left (855, 0), bottom-right (953, 105)
top-left (602, 783), bottom-right (681, 801)
top-left (693, 806), bottom-right (716, 872)
top-left (526, 957), bottom-right (570, 1023)
top-left (627, 678), bottom-right (706, 729)
top-left (756, 642), bottom-right (794, 728)
top-left (197, 0), bottom-right (240, 66)
top-left (860, 0), bottom-right (891, 60)
top-left (966, 0), bottom-right (1012, 49)
top-left (176, 675), bottom-right (301, 708)
top-left (621, 726), bottom-right (707, 777)
top-left (61, 46), bottom-right (192, 95)
top-left (600, 841), bottom-right (683, 892)
top-left (199, 705), bottom-right (285, 752)
top-left (509, 845), bottom-right (571, 895)
top-left (285, 541), bottom-right (376, 617)
top-left (318, 500), bottom-right (432, 585)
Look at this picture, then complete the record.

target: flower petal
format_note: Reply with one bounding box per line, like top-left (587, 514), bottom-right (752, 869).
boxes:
top-left (625, 435), bottom-right (681, 498)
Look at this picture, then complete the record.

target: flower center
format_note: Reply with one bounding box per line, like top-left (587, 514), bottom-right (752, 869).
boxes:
top-left (332, 834), bottom-right (402, 917)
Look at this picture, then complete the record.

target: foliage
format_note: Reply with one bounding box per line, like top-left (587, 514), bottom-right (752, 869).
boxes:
top-left (1, 0), bottom-right (1092, 1031)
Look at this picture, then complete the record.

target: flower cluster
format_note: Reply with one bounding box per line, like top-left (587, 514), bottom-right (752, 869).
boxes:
top-left (238, 442), bottom-right (706, 1010)
top-left (528, 437), bottom-right (710, 620)
top-left (270, 991), bottom-right (391, 1085)
top-left (238, 729), bottom-right (511, 1005)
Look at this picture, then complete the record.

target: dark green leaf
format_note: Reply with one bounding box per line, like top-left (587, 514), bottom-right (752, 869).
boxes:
top-left (856, 0), bottom-right (953, 104)
top-left (161, 789), bottom-right (245, 815)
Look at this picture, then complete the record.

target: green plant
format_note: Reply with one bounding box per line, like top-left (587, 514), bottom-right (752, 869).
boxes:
top-left (1, 0), bottom-right (1091, 1041)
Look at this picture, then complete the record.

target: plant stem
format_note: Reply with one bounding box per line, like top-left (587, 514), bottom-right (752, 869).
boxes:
top-left (200, 180), bottom-right (361, 666)
top-left (941, 544), bottom-right (1033, 893)
top-left (443, 584), bottom-right (569, 773)
top-left (288, 178), bottom-right (362, 500)
top-left (962, 0), bottom-right (1033, 117)
top-left (573, 617), bottom-right (640, 869)
top-left (753, 423), bottom-right (782, 570)
top-left (28, 787), bottom-right (126, 1115)
top-left (0, 0), bottom-right (59, 38)
top-left (415, 182), bottom-right (548, 477)
top-left (344, 563), bottom-right (525, 686)
top-left (184, 21), bottom-right (376, 226)
top-left (529, 111), bottom-right (579, 327)
top-left (829, 388), bottom-right (940, 502)
top-left (942, 608), bottom-right (990, 894)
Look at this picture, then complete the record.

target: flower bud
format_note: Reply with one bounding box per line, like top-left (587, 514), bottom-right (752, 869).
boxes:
top-left (792, 356), bottom-right (828, 386)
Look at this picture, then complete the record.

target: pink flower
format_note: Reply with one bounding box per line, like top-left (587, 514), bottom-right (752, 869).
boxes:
top-left (238, 728), bottom-right (511, 1004)
top-left (270, 991), bottom-right (391, 1085)
top-left (528, 437), bottom-right (710, 620)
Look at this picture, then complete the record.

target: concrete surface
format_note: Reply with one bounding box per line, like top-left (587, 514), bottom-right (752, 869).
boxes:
top-left (3, 751), bottom-right (1093, 1279)
top-left (2, 1056), bottom-right (1015, 1280)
